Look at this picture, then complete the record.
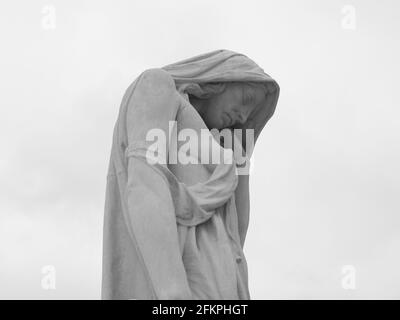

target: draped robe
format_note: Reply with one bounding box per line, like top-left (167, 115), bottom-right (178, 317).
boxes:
top-left (101, 49), bottom-right (280, 299)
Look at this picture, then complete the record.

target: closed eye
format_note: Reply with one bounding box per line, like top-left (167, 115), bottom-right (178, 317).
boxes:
top-left (242, 87), bottom-right (254, 105)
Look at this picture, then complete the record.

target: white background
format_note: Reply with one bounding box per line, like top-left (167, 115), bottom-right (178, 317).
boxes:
top-left (0, 0), bottom-right (399, 299)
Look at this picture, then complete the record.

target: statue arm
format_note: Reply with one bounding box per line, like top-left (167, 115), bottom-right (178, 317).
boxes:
top-left (124, 68), bottom-right (192, 299)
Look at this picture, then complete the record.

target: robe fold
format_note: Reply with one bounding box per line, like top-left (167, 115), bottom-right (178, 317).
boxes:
top-left (101, 49), bottom-right (280, 299)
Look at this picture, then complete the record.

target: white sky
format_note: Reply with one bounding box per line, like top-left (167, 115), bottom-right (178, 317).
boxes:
top-left (0, 0), bottom-right (399, 299)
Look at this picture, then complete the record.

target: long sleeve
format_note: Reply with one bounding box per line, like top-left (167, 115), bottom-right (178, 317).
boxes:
top-left (124, 68), bottom-right (192, 299)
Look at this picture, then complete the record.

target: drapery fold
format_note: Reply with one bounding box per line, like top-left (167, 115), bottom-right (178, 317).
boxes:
top-left (125, 143), bottom-right (239, 228)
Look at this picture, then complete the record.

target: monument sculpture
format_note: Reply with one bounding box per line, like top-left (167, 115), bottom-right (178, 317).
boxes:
top-left (101, 49), bottom-right (280, 299)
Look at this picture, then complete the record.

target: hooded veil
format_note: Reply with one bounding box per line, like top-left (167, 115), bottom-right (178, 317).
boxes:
top-left (101, 49), bottom-right (280, 300)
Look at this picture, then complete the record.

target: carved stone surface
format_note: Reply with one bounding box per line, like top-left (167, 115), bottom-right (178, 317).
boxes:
top-left (101, 49), bottom-right (280, 300)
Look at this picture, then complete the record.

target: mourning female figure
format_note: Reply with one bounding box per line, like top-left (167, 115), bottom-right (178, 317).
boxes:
top-left (101, 49), bottom-right (280, 299)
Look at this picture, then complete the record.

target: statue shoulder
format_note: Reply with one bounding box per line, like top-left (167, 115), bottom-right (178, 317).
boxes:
top-left (140, 68), bottom-right (176, 93)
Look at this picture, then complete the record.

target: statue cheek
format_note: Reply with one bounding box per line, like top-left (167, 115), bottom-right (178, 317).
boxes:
top-left (213, 108), bottom-right (222, 120)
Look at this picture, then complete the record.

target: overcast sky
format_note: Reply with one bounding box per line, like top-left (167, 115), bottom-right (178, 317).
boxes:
top-left (0, 0), bottom-right (399, 299)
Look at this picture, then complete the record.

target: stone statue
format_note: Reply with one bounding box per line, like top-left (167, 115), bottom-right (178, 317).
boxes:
top-left (101, 49), bottom-right (280, 299)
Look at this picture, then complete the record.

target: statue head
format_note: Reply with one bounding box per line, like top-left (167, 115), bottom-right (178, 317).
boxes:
top-left (189, 81), bottom-right (274, 130)
top-left (164, 49), bottom-right (280, 151)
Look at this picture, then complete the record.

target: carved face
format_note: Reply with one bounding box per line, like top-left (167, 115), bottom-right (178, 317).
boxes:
top-left (200, 82), bottom-right (267, 130)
